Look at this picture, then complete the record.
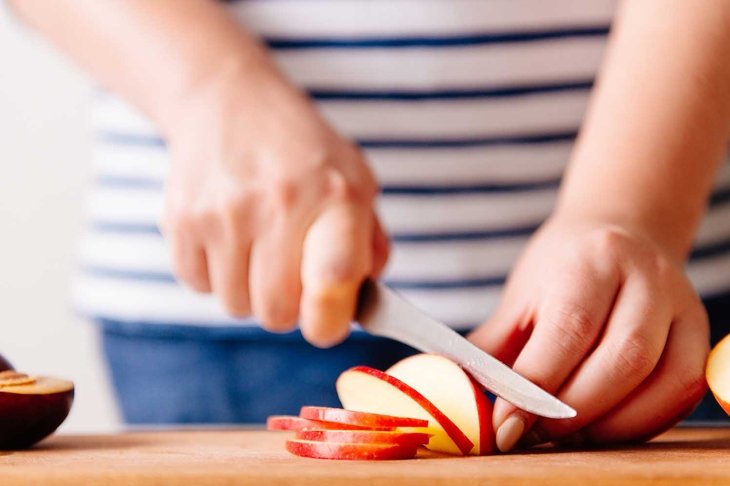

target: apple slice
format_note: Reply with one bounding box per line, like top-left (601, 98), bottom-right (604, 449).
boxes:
top-left (267, 415), bottom-right (395, 432)
top-left (337, 366), bottom-right (474, 455)
top-left (706, 333), bottom-right (730, 416)
top-left (386, 354), bottom-right (495, 455)
top-left (286, 439), bottom-right (418, 460)
top-left (300, 406), bottom-right (428, 429)
top-left (296, 428), bottom-right (430, 448)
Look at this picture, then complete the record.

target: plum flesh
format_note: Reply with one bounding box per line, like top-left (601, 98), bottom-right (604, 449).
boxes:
top-left (0, 361), bottom-right (74, 449)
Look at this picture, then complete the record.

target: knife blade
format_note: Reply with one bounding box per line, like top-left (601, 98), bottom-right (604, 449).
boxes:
top-left (355, 279), bottom-right (576, 419)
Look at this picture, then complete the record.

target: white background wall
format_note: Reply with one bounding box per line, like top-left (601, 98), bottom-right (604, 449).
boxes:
top-left (0, 10), bottom-right (119, 432)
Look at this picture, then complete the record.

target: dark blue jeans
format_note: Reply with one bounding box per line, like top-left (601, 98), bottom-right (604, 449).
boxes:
top-left (100, 322), bottom-right (417, 424)
top-left (100, 293), bottom-right (730, 424)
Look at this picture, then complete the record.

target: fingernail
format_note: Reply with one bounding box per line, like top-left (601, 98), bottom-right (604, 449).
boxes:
top-left (519, 429), bottom-right (546, 449)
top-left (491, 400), bottom-right (511, 431)
top-left (496, 415), bottom-right (526, 453)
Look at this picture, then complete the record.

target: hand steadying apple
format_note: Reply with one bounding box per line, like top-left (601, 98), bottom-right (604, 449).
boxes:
top-left (467, 2), bottom-right (730, 452)
top-left (469, 218), bottom-right (709, 451)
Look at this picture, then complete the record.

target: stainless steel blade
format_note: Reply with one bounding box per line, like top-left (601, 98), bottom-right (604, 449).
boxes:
top-left (356, 279), bottom-right (576, 419)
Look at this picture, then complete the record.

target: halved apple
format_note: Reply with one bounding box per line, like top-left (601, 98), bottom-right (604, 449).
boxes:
top-left (286, 439), bottom-right (418, 460)
top-left (336, 366), bottom-right (474, 455)
top-left (267, 415), bottom-right (395, 432)
top-left (296, 428), bottom-right (430, 448)
top-left (706, 333), bottom-right (730, 416)
top-left (300, 406), bottom-right (429, 429)
top-left (387, 354), bottom-right (495, 455)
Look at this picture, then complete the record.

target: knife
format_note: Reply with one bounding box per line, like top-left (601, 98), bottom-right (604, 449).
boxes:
top-left (355, 278), bottom-right (576, 420)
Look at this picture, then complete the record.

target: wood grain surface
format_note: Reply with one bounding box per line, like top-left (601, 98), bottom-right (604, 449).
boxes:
top-left (1, 427), bottom-right (729, 485)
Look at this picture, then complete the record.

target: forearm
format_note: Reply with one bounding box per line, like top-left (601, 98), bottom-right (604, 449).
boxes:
top-left (556, 0), bottom-right (730, 261)
top-left (8, 0), bottom-right (280, 134)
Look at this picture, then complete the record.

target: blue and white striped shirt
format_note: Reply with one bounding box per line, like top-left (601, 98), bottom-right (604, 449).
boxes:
top-left (74, 0), bottom-right (730, 332)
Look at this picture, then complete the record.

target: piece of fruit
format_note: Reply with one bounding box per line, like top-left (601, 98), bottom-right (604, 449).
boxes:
top-left (286, 439), bottom-right (418, 460)
top-left (337, 366), bottom-right (474, 455)
top-left (300, 406), bottom-right (429, 429)
top-left (0, 370), bottom-right (75, 449)
top-left (296, 428), bottom-right (430, 448)
top-left (387, 354), bottom-right (495, 455)
top-left (706, 333), bottom-right (730, 416)
top-left (0, 354), bottom-right (12, 372)
top-left (266, 415), bottom-right (395, 432)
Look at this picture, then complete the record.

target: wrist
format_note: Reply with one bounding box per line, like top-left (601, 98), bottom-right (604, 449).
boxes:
top-left (550, 201), bottom-right (694, 263)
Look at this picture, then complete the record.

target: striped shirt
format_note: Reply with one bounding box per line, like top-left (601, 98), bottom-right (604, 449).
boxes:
top-left (74, 0), bottom-right (730, 333)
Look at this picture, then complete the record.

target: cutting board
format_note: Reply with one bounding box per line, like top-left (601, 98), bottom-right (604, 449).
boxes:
top-left (1, 427), bottom-right (729, 485)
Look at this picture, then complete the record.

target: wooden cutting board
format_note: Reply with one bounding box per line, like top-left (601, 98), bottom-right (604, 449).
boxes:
top-left (1, 427), bottom-right (729, 485)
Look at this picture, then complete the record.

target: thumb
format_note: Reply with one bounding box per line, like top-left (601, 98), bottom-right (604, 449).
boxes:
top-left (300, 203), bottom-right (372, 348)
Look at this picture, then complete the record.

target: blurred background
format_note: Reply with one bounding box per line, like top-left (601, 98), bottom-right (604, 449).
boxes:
top-left (0, 10), bottom-right (119, 431)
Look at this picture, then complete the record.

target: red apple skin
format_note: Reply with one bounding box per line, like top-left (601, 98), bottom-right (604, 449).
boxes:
top-left (295, 428), bottom-right (430, 448)
top-left (0, 389), bottom-right (74, 450)
top-left (343, 366), bottom-right (475, 455)
top-left (468, 375), bottom-right (496, 455)
top-left (267, 415), bottom-right (395, 432)
top-left (300, 406), bottom-right (429, 429)
top-left (0, 355), bottom-right (13, 372)
top-left (286, 439), bottom-right (418, 460)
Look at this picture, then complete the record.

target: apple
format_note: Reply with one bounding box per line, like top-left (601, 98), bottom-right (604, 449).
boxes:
top-left (295, 428), bottom-right (430, 448)
top-left (387, 354), bottom-right (495, 455)
top-left (267, 415), bottom-right (395, 432)
top-left (336, 366), bottom-right (474, 455)
top-left (0, 371), bottom-right (74, 449)
top-left (286, 439), bottom-right (419, 460)
top-left (300, 406), bottom-right (429, 429)
top-left (706, 333), bottom-right (730, 416)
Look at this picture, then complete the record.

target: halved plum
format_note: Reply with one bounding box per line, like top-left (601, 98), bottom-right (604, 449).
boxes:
top-left (0, 355), bottom-right (74, 450)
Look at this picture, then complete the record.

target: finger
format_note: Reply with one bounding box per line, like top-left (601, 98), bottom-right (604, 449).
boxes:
top-left (207, 237), bottom-right (252, 318)
top-left (523, 273), bottom-right (674, 447)
top-left (300, 203), bottom-right (372, 348)
top-left (562, 302), bottom-right (709, 446)
top-left (249, 215), bottom-right (303, 332)
top-left (492, 264), bottom-right (620, 452)
top-left (169, 236), bottom-right (212, 293)
top-left (371, 212), bottom-right (390, 278)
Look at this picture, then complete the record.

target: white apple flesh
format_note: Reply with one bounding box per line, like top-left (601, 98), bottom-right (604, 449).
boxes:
top-left (387, 354), bottom-right (495, 455)
top-left (336, 366), bottom-right (474, 455)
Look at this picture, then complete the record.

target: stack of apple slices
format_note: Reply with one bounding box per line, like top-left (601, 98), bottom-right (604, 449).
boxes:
top-left (268, 407), bottom-right (430, 460)
top-left (267, 354), bottom-right (495, 459)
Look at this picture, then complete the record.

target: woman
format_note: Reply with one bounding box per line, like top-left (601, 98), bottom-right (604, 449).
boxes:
top-left (8, 0), bottom-right (729, 452)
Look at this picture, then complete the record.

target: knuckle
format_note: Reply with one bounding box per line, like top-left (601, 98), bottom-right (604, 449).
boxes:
top-left (324, 168), bottom-right (362, 203)
top-left (162, 209), bottom-right (195, 238)
top-left (547, 304), bottom-right (597, 356)
top-left (649, 253), bottom-right (673, 281)
top-left (267, 176), bottom-right (299, 211)
top-left (609, 332), bottom-right (658, 380)
top-left (591, 226), bottom-right (629, 256)
top-left (321, 259), bottom-right (365, 287)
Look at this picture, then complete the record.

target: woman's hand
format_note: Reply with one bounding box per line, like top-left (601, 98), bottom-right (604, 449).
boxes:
top-left (161, 67), bottom-right (387, 347)
top-left (469, 216), bottom-right (709, 451)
